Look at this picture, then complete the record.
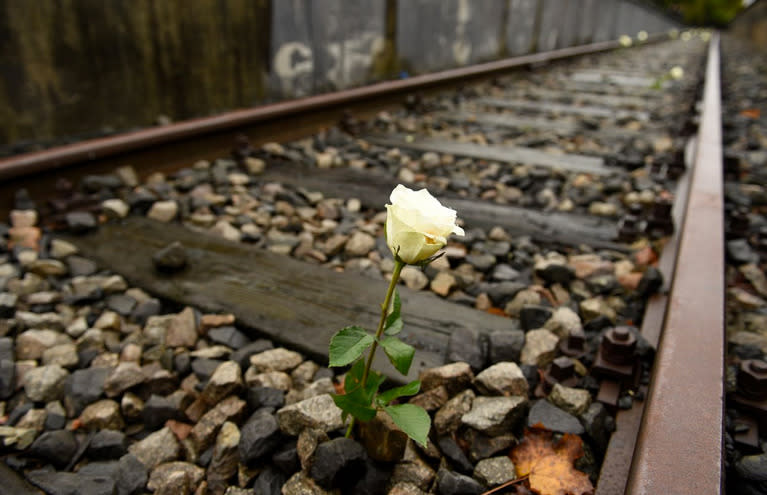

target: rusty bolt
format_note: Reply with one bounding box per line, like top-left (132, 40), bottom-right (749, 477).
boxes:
top-left (738, 359), bottom-right (767, 400)
top-left (600, 326), bottom-right (637, 366)
top-left (549, 356), bottom-right (576, 382)
top-left (559, 329), bottom-right (587, 358)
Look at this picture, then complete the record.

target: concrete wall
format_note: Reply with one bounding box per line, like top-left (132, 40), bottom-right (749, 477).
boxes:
top-left (0, 0), bottom-right (679, 151)
top-left (729, 0), bottom-right (767, 51)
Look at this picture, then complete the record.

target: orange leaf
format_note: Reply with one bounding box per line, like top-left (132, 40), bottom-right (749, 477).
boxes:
top-left (486, 307), bottom-right (508, 317)
top-left (511, 426), bottom-right (594, 495)
top-left (740, 108), bottom-right (760, 119)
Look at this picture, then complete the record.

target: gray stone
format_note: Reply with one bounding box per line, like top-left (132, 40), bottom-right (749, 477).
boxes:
top-left (461, 396), bottom-right (528, 436)
top-left (309, 437), bottom-right (367, 489)
top-left (446, 328), bottom-right (485, 372)
top-left (152, 242), bottom-right (187, 273)
top-left (345, 232), bottom-right (376, 257)
top-left (24, 364), bottom-right (69, 402)
top-left (190, 396), bottom-right (246, 452)
top-left (520, 328), bottom-right (560, 366)
top-left (580, 297), bottom-right (616, 323)
top-left (116, 454), bottom-right (149, 495)
top-left (239, 410), bottom-right (282, 465)
top-left (28, 430), bottom-right (78, 468)
top-left (548, 383), bottom-right (591, 416)
top-left (25, 470), bottom-right (115, 495)
top-left (282, 471), bottom-right (333, 494)
top-left (50, 239), bottom-right (79, 258)
top-left (504, 289), bottom-right (541, 317)
top-left (26, 259), bottom-right (68, 277)
top-left (147, 200), bottom-right (178, 223)
top-left (245, 369), bottom-right (292, 390)
top-left (250, 348), bottom-right (303, 372)
top-left (66, 211), bottom-right (98, 233)
top-left (520, 305), bottom-right (553, 332)
top-left (208, 326), bottom-right (250, 350)
top-left (473, 456), bottom-right (516, 487)
top-left (104, 362), bottom-right (145, 397)
top-left (420, 362), bottom-right (474, 396)
top-left (0, 426), bottom-right (36, 449)
top-left (391, 455), bottom-right (435, 491)
top-left (388, 482), bottom-right (429, 495)
top-left (727, 239), bottom-right (759, 265)
top-left (284, 377), bottom-right (335, 405)
top-left (409, 384), bottom-right (448, 412)
top-left (544, 306), bottom-right (583, 338)
top-left (431, 272), bottom-right (458, 297)
top-left (0, 359), bottom-right (15, 399)
top-left (165, 307), bottom-right (198, 348)
top-left (400, 266), bottom-right (429, 290)
top-left (735, 453), bottom-right (767, 481)
top-left (252, 466), bottom-right (288, 495)
top-left (42, 343), bottom-right (79, 369)
top-left (147, 461), bottom-right (205, 493)
top-left (437, 435), bottom-right (473, 474)
top-left (102, 198), bottom-right (130, 219)
top-left (80, 399), bottom-right (124, 431)
top-left (128, 427), bottom-right (181, 470)
top-left (475, 362), bottom-right (529, 397)
top-left (88, 429), bottom-right (128, 459)
top-left (436, 468), bottom-right (484, 495)
top-left (201, 360), bottom-right (242, 405)
top-left (434, 389), bottom-right (475, 436)
top-left (0, 292), bottom-right (17, 317)
top-left (16, 329), bottom-right (72, 360)
top-left (44, 401), bottom-right (67, 430)
top-left (207, 421), bottom-right (241, 493)
top-left (65, 367), bottom-right (109, 416)
top-left (487, 329), bottom-right (525, 363)
top-left (527, 399), bottom-right (584, 434)
top-left (277, 394), bottom-right (344, 436)
top-left (580, 402), bottom-right (612, 454)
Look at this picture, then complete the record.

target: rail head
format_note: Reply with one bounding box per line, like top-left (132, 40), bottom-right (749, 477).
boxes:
top-left (626, 32), bottom-right (725, 494)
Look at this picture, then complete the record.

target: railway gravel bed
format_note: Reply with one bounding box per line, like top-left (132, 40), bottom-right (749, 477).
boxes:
top-left (721, 36), bottom-right (767, 495)
top-left (0, 35), bottom-right (721, 495)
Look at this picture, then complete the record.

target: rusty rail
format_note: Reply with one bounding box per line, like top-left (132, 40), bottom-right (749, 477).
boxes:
top-left (627, 32), bottom-right (725, 494)
top-left (0, 35), bottom-right (670, 183)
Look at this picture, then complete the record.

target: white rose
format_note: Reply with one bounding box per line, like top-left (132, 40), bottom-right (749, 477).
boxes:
top-left (385, 184), bottom-right (464, 265)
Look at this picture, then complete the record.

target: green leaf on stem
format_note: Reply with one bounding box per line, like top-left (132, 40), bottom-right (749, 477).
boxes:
top-left (344, 360), bottom-right (386, 404)
top-left (380, 336), bottom-right (415, 375)
top-left (376, 380), bottom-right (421, 406)
top-left (384, 404), bottom-right (431, 447)
top-left (385, 290), bottom-right (403, 336)
top-left (329, 326), bottom-right (374, 367)
top-left (332, 392), bottom-right (377, 422)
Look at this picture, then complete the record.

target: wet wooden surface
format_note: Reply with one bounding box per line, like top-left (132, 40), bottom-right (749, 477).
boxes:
top-left (363, 134), bottom-right (611, 175)
top-left (64, 217), bottom-right (515, 384)
top-left (433, 111), bottom-right (661, 141)
top-left (261, 164), bottom-right (624, 250)
top-left (474, 98), bottom-right (650, 121)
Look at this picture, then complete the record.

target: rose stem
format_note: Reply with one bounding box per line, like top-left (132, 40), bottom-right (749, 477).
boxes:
top-left (345, 259), bottom-right (405, 438)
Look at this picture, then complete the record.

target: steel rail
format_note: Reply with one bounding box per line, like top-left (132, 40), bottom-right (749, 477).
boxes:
top-left (627, 32), bottom-right (725, 494)
top-left (0, 35), bottom-right (669, 183)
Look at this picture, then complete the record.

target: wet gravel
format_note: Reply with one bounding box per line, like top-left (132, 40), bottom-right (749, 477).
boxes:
top-left (721, 36), bottom-right (767, 495)
top-left (0, 37), bottom-right (715, 495)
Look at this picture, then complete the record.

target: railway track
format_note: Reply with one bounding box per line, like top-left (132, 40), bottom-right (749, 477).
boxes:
top-left (0, 32), bottom-right (732, 494)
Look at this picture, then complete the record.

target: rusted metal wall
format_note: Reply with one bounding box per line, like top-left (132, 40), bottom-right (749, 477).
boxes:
top-left (0, 0), bottom-right (679, 151)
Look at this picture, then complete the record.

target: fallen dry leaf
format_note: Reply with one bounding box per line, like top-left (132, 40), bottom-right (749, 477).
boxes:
top-left (740, 108), bottom-right (761, 119)
top-left (511, 425), bottom-right (594, 495)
